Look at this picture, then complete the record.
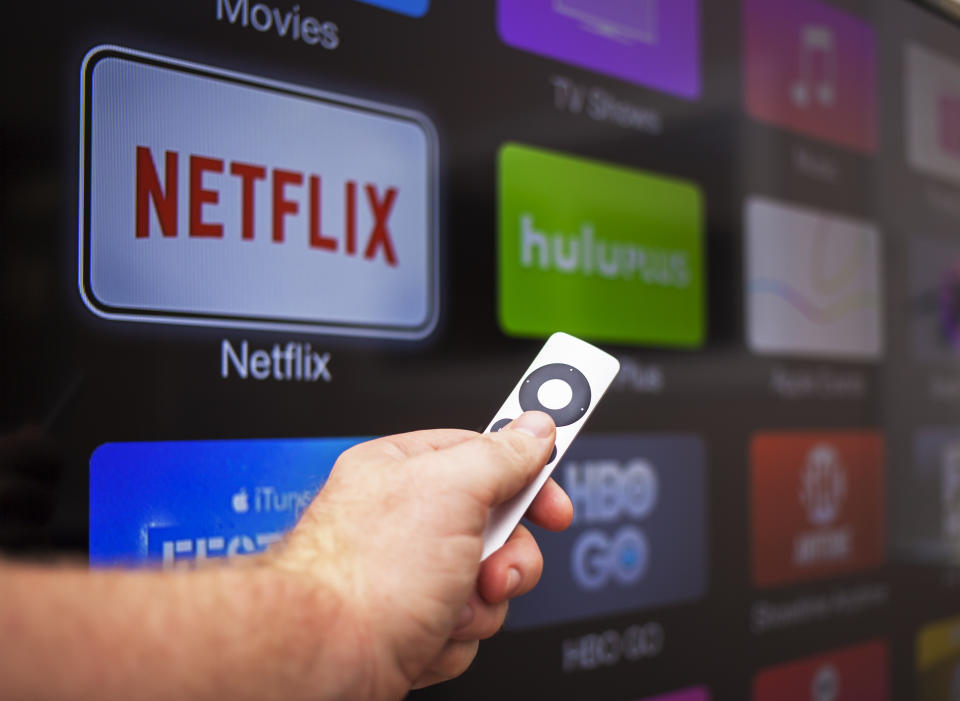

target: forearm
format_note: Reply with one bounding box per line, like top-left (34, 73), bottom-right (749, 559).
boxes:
top-left (0, 559), bottom-right (366, 701)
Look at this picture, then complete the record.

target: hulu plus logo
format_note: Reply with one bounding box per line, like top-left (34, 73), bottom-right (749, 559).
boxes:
top-left (518, 214), bottom-right (692, 287)
top-left (498, 143), bottom-right (704, 348)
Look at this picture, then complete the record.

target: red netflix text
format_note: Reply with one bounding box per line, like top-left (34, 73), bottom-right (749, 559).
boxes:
top-left (134, 146), bottom-right (399, 265)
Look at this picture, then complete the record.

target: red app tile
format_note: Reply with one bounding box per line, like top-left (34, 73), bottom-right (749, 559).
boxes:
top-left (752, 432), bottom-right (884, 588)
top-left (753, 640), bottom-right (889, 700)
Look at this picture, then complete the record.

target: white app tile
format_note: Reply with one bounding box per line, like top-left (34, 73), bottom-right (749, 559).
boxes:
top-left (746, 196), bottom-right (883, 360)
top-left (906, 43), bottom-right (960, 185)
top-left (81, 46), bottom-right (438, 339)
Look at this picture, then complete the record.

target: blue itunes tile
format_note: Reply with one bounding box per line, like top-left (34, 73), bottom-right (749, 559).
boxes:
top-left (352, 0), bottom-right (429, 17)
top-left (89, 437), bottom-right (366, 566)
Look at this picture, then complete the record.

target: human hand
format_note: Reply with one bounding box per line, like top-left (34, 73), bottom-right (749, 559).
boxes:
top-left (274, 411), bottom-right (572, 699)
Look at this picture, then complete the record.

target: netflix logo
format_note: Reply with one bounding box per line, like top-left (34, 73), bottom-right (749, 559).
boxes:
top-left (80, 46), bottom-right (438, 339)
top-left (134, 147), bottom-right (400, 265)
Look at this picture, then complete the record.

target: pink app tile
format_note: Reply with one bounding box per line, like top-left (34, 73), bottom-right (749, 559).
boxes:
top-left (744, 0), bottom-right (877, 153)
top-left (941, 95), bottom-right (960, 157)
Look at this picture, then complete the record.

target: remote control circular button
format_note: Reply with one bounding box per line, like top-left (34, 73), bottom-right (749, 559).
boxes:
top-left (548, 443), bottom-right (557, 463)
top-left (537, 378), bottom-right (573, 411)
top-left (519, 363), bottom-right (591, 427)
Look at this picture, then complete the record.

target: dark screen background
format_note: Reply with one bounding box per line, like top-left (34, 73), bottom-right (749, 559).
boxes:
top-left (2, 1), bottom-right (960, 698)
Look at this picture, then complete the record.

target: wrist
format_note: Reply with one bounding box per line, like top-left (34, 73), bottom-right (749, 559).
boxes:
top-left (268, 525), bottom-right (406, 700)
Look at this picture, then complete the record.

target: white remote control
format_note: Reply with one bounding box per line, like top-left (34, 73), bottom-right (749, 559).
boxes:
top-left (480, 332), bottom-right (620, 560)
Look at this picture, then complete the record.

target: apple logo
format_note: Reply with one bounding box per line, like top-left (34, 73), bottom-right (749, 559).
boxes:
top-left (231, 488), bottom-right (250, 514)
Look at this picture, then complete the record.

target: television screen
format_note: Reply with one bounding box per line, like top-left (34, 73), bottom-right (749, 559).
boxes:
top-left (3, 0), bottom-right (960, 698)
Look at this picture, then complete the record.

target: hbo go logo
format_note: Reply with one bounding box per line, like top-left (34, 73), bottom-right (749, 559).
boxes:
top-left (564, 458), bottom-right (659, 591)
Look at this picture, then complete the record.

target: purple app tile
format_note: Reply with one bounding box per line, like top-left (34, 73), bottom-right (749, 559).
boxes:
top-left (497, 0), bottom-right (701, 100)
top-left (744, 0), bottom-right (877, 153)
top-left (639, 687), bottom-right (710, 701)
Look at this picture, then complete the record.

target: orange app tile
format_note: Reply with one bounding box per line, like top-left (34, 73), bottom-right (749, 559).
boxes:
top-left (752, 639), bottom-right (889, 701)
top-left (751, 432), bottom-right (885, 588)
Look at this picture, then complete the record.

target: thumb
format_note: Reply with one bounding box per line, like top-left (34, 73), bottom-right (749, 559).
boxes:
top-left (417, 411), bottom-right (556, 509)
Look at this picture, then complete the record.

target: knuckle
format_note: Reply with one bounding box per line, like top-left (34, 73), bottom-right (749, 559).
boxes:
top-left (478, 602), bottom-right (509, 639)
top-left (438, 641), bottom-right (479, 680)
top-left (329, 444), bottom-right (363, 477)
top-left (523, 558), bottom-right (544, 595)
top-left (453, 640), bottom-right (480, 675)
top-left (525, 548), bottom-right (545, 587)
